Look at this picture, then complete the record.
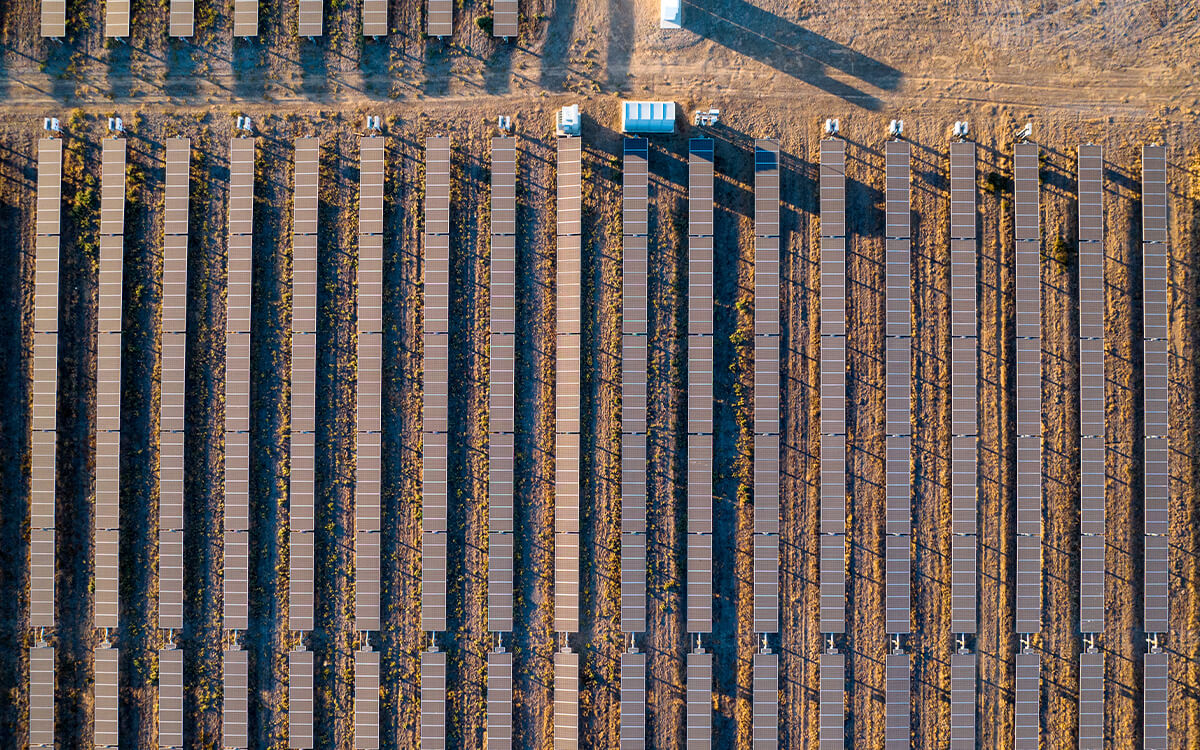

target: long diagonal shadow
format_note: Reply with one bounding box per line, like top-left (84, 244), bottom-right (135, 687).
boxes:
top-left (682, 0), bottom-right (902, 111)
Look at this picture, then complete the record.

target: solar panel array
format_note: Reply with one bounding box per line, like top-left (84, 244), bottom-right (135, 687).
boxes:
top-left (96, 138), bottom-right (126, 637)
top-left (687, 138), bottom-right (714, 637)
top-left (556, 135), bottom-right (582, 637)
top-left (428, 0), bottom-right (452, 36)
top-left (1145, 649), bottom-right (1169, 749)
top-left (422, 137), bottom-right (450, 637)
top-left (622, 137), bottom-right (649, 638)
top-left (41, 0), bottom-right (65, 37)
top-left (489, 137), bottom-right (517, 638)
top-left (686, 650), bottom-right (712, 748)
top-left (299, 0), bottom-right (323, 35)
top-left (819, 138), bottom-right (847, 636)
top-left (1013, 652), bottom-right (1039, 749)
top-left (161, 139), bottom-right (190, 639)
top-left (1142, 145), bottom-right (1170, 636)
top-left (555, 134), bottom-right (583, 747)
top-left (224, 647), bottom-right (249, 750)
top-left (1076, 145), bottom-right (1106, 636)
top-left (95, 646), bottom-right (119, 747)
top-left (362, 0), bottom-right (387, 35)
top-left (357, 137), bottom-right (384, 643)
top-left (949, 141), bottom-right (978, 637)
top-left (169, 0), bottom-right (194, 36)
top-left (31, 139), bottom-right (61, 642)
top-left (226, 136), bottom-right (255, 651)
top-left (1078, 650), bottom-right (1103, 750)
top-left (355, 649), bottom-right (381, 750)
top-left (753, 140), bottom-right (780, 639)
top-left (884, 653), bottom-right (909, 750)
top-left (158, 646), bottom-right (184, 749)
top-left (950, 652), bottom-right (975, 749)
top-left (105, 0), bottom-right (130, 37)
top-left (487, 650), bottom-right (513, 750)
top-left (494, 0), bottom-right (518, 36)
top-left (884, 140), bottom-right (911, 642)
top-left (1013, 141), bottom-right (1042, 637)
top-left (233, 0), bottom-right (258, 36)
top-left (620, 651), bottom-right (647, 747)
top-left (819, 653), bottom-right (844, 749)
top-left (290, 138), bottom-right (319, 638)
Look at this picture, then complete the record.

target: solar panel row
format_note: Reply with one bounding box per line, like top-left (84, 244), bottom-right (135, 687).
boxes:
top-left (421, 650), bottom-right (448, 749)
top-left (42, 0), bottom-right (65, 37)
top-left (884, 653), bottom-right (910, 749)
top-left (1076, 144), bottom-right (1106, 638)
top-left (1141, 145), bottom-right (1169, 645)
top-left (1145, 650), bottom-right (1169, 749)
top-left (487, 650), bottom-right (513, 750)
top-left (31, 139), bottom-right (62, 634)
top-left (884, 140), bottom-right (911, 638)
top-left (686, 650), bottom-right (712, 748)
top-left (494, 0), bottom-right (518, 36)
top-left (289, 649), bottom-right (315, 749)
top-left (161, 139), bottom-right (190, 635)
top-left (105, 0), bottom-right (130, 37)
top-left (490, 137), bottom-right (517, 634)
top-left (224, 648), bottom-right (249, 750)
top-left (950, 652), bottom-right (975, 749)
top-left (362, 0), bottom-right (387, 34)
top-left (687, 141), bottom-right (714, 637)
top-left (233, 0), bottom-right (258, 36)
top-left (95, 646), bottom-right (119, 748)
top-left (753, 139), bottom-right (780, 636)
top-left (30, 646), bottom-right (54, 747)
top-left (291, 139), bottom-right (319, 635)
top-left (423, 137), bottom-right (451, 635)
top-left (555, 650), bottom-right (580, 749)
top-left (299, 0), bottom-right (323, 36)
top-left (950, 142), bottom-right (978, 636)
top-left (1013, 652), bottom-right (1040, 750)
top-left (1078, 651), bottom-right (1103, 750)
top-left (159, 647), bottom-right (184, 749)
top-left (226, 137), bottom-right (255, 639)
top-left (556, 136), bottom-right (582, 639)
top-left (818, 652), bottom-right (844, 750)
top-left (169, 0), bottom-right (194, 36)
top-left (357, 137), bottom-right (385, 637)
top-left (620, 651), bottom-right (646, 748)
top-left (355, 649), bottom-right (381, 750)
top-left (622, 138), bottom-right (649, 638)
top-left (96, 138), bottom-right (126, 633)
top-left (820, 138), bottom-right (847, 636)
top-left (1012, 143), bottom-right (1041, 638)
top-left (428, 0), bottom-right (453, 36)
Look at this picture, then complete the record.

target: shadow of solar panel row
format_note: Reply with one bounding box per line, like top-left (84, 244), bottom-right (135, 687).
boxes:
top-left (950, 652), bottom-right (975, 749)
top-left (819, 139), bottom-right (847, 638)
top-left (1014, 652), bottom-right (1040, 749)
top-left (31, 139), bottom-right (62, 640)
top-left (488, 137), bottom-right (518, 636)
top-left (688, 138), bottom-right (715, 636)
top-left (818, 652), bottom-right (844, 749)
top-left (752, 140), bottom-right (781, 636)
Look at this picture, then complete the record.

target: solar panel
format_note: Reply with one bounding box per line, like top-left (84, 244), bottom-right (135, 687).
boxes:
top-left (101, 140), bottom-right (127, 237)
top-left (820, 140), bottom-right (845, 237)
top-left (1142, 146), bottom-right (1167, 243)
top-left (885, 534), bottom-right (910, 634)
top-left (950, 652), bottom-right (975, 750)
top-left (1078, 651), bottom-right (1103, 750)
top-left (555, 531), bottom-right (581, 632)
top-left (160, 530), bottom-right (184, 631)
top-left (1079, 532), bottom-right (1104, 633)
top-left (884, 653), bottom-right (909, 749)
top-left (951, 533), bottom-right (976, 634)
top-left (621, 532), bottom-right (647, 634)
top-left (42, 0), bottom-right (65, 36)
top-left (950, 142), bottom-right (976, 240)
top-left (362, 0), bottom-right (387, 34)
top-left (224, 649), bottom-right (249, 749)
top-left (289, 650), bottom-right (314, 749)
top-left (1144, 244), bottom-right (1168, 341)
top-left (820, 433), bottom-right (845, 534)
top-left (169, 0), bottom-right (194, 35)
top-left (1145, 533), bottom-right (1169, 633)
top-left (159, 648), bottom-right (184, 749)
top-left (30, 646), bottom-right (55, 746)
top-left (1013, 653), bottom-right (1039, 749)
top-left (1015, 533), bottom-right (1041, 634)
top-left (225, 530), bottom-right (249, 630)
top-left (752, 654), bottom-right (779, 748)
top-left (1144, 651), bottom-right (1168, 749)
top-left (298, 0), bottom-right (323, 35)
top-left (493, 0), bottom-right (517, 35)
top-left (885, 337), bottom-right (910, 434)
top-left (951, 436), bottom-right (976, 535)
top-left (30, 529), bottom-right (55, 628)
top-left (421, 650), bottom-right (447, 749)
top-left (754, 139), bottom-right (780, 636)
top-left (686, 531), bottom-right (712, 634)
top-left (623, 138), bottom-right (649, 236)
top-left (355, 650), bottom-right (380, 749)
top-left (1145, 436), bottom-right (1168, 536)
top-left (752, 534), bottom-right (779, 633)
top-left (557, 137), bottom-right (582, 637)
top-left (422, 531), bottom-right (448, 632)
top-left (486, 650), bottom-right (513, 750)
top-left (686, 651), bottom-right (712, 748)
top-left (427, 0), bottom-right (452, 36)
top-left (233, 0), bottom-right (258, 35)
top-left (1013, 143), bottom-right (1040, 241)
top-left (95, 646), bottom-right (119, 747)
top-left (1077, 145), bottom-right (1103, 241)
top-left (885, 140), bottom-right (910, 239)
top-left (818, 653), bottom-right (844, 750)
top-left (95, 529), bottom-right (119, 628)
top-left (355, 531), bottom-right (380, 630)
top-left (554, 650), bottom-right (580, 748)
top-left (754, 140), bottom-right (779, 238)
top-left (620, 651), bottom-right (646, 747)
top-left (689, 139), bottom-right (714, 237)
top-left (105, 0), bottom-right (130, 37)
top-left (820, 534), bottom-right (846, 633)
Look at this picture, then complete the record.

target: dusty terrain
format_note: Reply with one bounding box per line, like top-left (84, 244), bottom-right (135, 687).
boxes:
top-left (0, 0), bottom-right (1199, 749)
